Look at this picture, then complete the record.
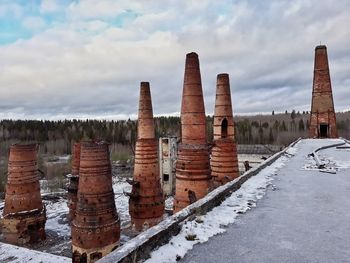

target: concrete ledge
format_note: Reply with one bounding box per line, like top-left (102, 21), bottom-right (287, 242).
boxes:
top-left (98, 138), bottom-right (301, 263)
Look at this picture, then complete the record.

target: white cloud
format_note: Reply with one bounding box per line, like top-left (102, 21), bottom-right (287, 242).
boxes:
top-left (0, 3), bottom-right (23, 18)
top-left (0, 0), bottom-right (350, 119)
top-left (22, 16), bottom-right (46, 31)
top-left (40, 0), bottom-right (62, 14)
top-left (66, 0), bottom-right (141, 20)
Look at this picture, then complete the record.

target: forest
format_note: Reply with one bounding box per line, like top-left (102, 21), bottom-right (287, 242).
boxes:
top-left (0, 111), bottom-right (349, 158)
top-left (0, 110), bottom-right (349, 194)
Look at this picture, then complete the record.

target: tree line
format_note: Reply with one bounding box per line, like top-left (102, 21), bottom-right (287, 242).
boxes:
top-left (0, 111), bottom-right (349, 157)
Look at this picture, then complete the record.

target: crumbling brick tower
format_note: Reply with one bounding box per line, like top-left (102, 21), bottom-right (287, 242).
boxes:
top-left (67, 142), bottom-right (80, 222)
top-left (309, 45), bottom-right (337, 138)
top-left (174, 52), bottom-right (211, 213)
top-left (1, 144), bottom-right (46, 245)
top-left (72, 142), bottom-right (120, 263)
top-left (129, 82), bottom-right (165, 231)
top-left (211, 74), bottom-right (239, 187)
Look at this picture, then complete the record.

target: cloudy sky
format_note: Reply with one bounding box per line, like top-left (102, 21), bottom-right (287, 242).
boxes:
top-left (0, 0), bottom-right (349, 120)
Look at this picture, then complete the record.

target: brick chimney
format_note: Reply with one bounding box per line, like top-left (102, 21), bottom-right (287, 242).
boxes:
top-left (67, 142), bottom-right (80, 222)
top-left (211, 73), bottom-right (239, 187)
top-left (128, 82), bottom-right (165, 231)
top-left (72, 142), bottom-right (120, 262)
top-left (309, 45), bottom-right (337, 138)
top-left (174, 52), bottom-right (211, 212)
top-left (1, 144), bottom-right (46, 245)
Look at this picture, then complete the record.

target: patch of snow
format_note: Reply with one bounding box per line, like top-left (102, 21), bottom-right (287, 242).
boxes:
top-left (0, 242), bottom-right (70, 262)
top-left (112, 177), bottom-right (131, 227)
top-left (302, 139), bottom-right (350, 172)
top-left (285, 145), bottom-right (298, 156)
top-left (144, 149), bottom-right (296, 263)
top-left (45, 198), bottom-right (70, 237)
top-left (165, 196), bottom-right (174, 211)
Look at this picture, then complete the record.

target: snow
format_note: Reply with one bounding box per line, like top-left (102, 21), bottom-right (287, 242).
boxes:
top-left (165, 196), bottom-right (174, 210)
top-left (112, 177), bottom-right (131, 228)
top-left (0, 242), bottom-right (70, 263)
top-left (0, 177), bottom-right (135, 259)
top-left (45, 198), bottom-right (70, 237)
top-left (302, 139), bottom-right (350, 171)
top-left (179, 138), bottom-right (350, 263)
top-left (144, 143), bottom-right (297, 263)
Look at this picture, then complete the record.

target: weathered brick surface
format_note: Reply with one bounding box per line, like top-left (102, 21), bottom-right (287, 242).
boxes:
top-left (2, 144), bottom-right (46, 245)
top-left (98, 139), bottom-right (300, 263)
top-left (309, 45), bottom-right (337, 138)
top-left (129, 82), bottom-right (164, 231)
top-left (174, 53), bottom-right (211, 212)
top-left (211, 74), bottom-right (239, 187)
top-left (71, 142), bottom-right (120, 263)
top-left (67, 142), bottom-right (80, 222)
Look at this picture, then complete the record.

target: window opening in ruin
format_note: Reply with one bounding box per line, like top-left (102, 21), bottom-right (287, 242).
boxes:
top-left (221, 118), bottom-right (228, 138)
top-left (90, 252), bottom-right (102, 261)
top-left (27, 223), bottom-right (39, 242)
top-left (319, 124), bottom-right (328, 138)
top-left (72, 251), bottom-right (81, 263)
top-left (81, 253), bottom-right (87, 263)
top-left (163, 174), bottom-right (169, 182)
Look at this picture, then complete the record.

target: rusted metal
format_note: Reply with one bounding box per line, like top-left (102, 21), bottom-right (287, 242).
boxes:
top-left (71, 141), bottom-right (120, 263)
top-left (174, 52), bottom-right (211, 213)
top-left (309, 45), bottom-right (338, 138)
top-left (67, 142), bottom-right (80, 222)
top-left (129, 82), bottom-right (165, 231)
top-left (211, 74), bottom-right (239, 187)
top-left (1, 144), bottom-right (46, 245)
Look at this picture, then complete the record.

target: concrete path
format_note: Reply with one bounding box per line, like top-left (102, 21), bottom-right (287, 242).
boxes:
top-left (181, 139), bottom-right (350, 263)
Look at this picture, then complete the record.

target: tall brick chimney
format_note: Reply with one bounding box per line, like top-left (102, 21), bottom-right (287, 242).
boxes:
top-left (174, 52), bottom-right (211, 212)
top-left (67, 142), bottom-right (80, 222)
top-left (309, 45), bottom-right (337, 138)
top-left (211, 73), bottom-right (239, 187)
top-left (128, 82), bottom-right (165, 231)
top-left (1, 144), bottom-right (46, 245)
top-left (72, 142), bottom-right (120, 262)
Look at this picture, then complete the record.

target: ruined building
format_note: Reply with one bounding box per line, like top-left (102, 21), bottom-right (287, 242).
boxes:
top-left (1, 144), bottom-right (46, 245)
top-left (309, 45), bottom-right (337, 138)
top-left (159, 137), bottom-right (177, 196)
top-left (174, 52), bottom-right (212, 212)
top-left (128, 82), bottom-right (165, 231)
top-left (67, 142), bottom-right (80, 222)
top-left (211, 74), bottom-right (239, 187)
top-left (72, 142), bottom-right (120, 263)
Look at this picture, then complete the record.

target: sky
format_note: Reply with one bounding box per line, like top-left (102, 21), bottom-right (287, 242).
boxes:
top-left (0, 0), bottom-right (349, 120)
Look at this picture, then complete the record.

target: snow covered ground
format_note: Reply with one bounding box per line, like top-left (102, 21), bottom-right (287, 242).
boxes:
top-left (0, 242), bottom-right (70, 263)
top-left (178, 138), bottom-right (350, 263)
top-left (0, 176), bottom-right (172, 259)
top-left (1, 139), bottom-right (348, 262)
top-left (0, 177), bottom-right (134, 255)
top-left (238, 154), bottom-right (269, 171)
top-left (144, 143), bottom-right (297, 263)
